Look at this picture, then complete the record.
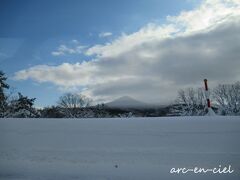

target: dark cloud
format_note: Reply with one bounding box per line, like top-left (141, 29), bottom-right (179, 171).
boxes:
top-left (86, 19), bottom-right (240, 103)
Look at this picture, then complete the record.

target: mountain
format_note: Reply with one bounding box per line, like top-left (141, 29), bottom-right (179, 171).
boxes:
top-left (105, 96), bottom-right (148, 109)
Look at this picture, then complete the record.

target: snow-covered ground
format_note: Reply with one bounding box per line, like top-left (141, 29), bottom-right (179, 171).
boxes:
top-left (0, 117), bottom-right (240, 180)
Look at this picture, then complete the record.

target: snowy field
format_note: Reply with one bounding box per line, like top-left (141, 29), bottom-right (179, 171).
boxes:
top-left (0, 117), bottom-right (240, 180)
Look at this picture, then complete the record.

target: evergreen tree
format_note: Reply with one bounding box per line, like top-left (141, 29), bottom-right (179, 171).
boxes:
top-left (0, 71), bottom-right (9, 117)
top-left (7, 93), bottom-right (38, 118)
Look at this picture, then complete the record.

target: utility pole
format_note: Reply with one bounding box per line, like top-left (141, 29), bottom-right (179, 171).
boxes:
top-left (204, 79), bottom-right (211, 108)
top-left (204, 79), bottom-right (215, 116)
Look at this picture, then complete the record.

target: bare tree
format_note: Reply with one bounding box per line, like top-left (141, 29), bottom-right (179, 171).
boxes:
top-left (213, 81), bottom-right (240, 115)
top-left (173, 87), bottom-right (207, 116)
top-left (57, 93), bottom-right (92, 117)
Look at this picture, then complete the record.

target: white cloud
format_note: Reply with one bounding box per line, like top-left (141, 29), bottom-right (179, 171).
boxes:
top-left (71, 39), bottom-right (79, 44)
top-left (167, 0), bottom-right (240, 35)
top-left (99, 32), bottom-right (113, 38)
top-left (14, 62), bottom-right (97, 87)
top-left (87, 24), bottom-right (177, 58)
top-left (86, 0), bottom-right (240, 58)
top-left (51, 41), bottom-right (87, 56)
top-left (14, 0), bottom-right (240, 104)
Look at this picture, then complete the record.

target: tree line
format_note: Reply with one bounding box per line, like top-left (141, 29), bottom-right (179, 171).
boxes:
top-left (168, 82), bottom-right (240, 116)
top-left (0, 70), bottom-right (239, 118)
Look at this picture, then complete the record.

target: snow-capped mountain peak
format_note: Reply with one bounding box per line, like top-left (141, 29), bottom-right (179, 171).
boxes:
top-left (106, 96), bottom-right (147, 108)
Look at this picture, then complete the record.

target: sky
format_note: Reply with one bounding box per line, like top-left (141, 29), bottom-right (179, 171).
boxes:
top-left (0, 0), bottom-right (240, 107)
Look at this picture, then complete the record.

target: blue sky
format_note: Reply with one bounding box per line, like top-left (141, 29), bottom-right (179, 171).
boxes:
top-left (1, 0), bottom-right (240, 107)
top-left (0, 0), bottom-right (195, 37)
